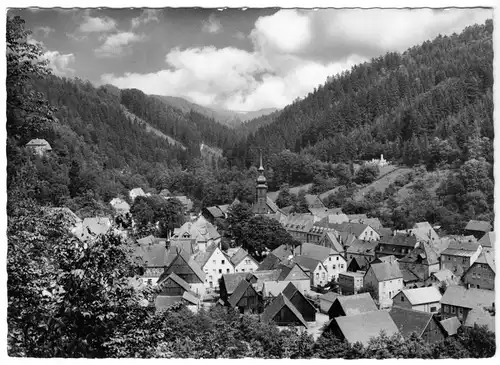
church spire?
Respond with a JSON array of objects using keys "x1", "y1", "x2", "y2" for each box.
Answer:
[{"x1": 258, "y1": 149, "x2": 264, "y2": 172}]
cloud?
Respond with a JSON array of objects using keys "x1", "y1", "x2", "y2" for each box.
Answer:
[
  {"x1": 234, "y1": 31, "x2": 246, "y2": 40},
  {"x1": 100, "y1": 8, "x2": 492, "y2": 111},
  {"x1": 33, "y1": 26, "x2": 55, "y2": 38},
  {"x1": 202, "y1": 14, "x2": 222, "y2": 34},
  {"x1": 79, "y1": 11, "x2": 116, "y2": 33},
  {"x1": 131, "y1": 9, "x2": 161, "y2": 29},
  {"x1": 43, "y1": 51, "x2": 76, "y2": 76},
  {"x1": 95, "y1": 32, "x2": 145, "y2": 57}
]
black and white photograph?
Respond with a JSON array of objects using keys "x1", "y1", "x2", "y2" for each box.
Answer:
[{"x1": 4, "y1": 1, "x2": 497, "y2": 359}]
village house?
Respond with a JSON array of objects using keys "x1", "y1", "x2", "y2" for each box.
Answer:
[
  {"x1": 154, "y1": 291, "x2": 200, "y2": 313},
  {"x1": 276, "y1": 263, "x2": 312, "y2": 294},
  {"x1": 440, "y1": 285, "x2": 495, "y2": 324},
  {"x1": 463, "y1": 306, "x2": 495, "y2": 333},
  {"x1": 306, "y1": 225, "x2": 339, "y2": 244},
  {"x1": 134, "y1": 240, "x2": 169, "y2": 285},
  {"x1": 219, "y1": 270, "x2": 282, "y2": 303},
  {"x1": 293, "y1": 242, "x2": 347, "y2": 281},
  {"x1": 376, "y1": 233, "x2": 417, "y2": 259},
  {"x1": 327, "y1": 292, "x2": 378, "y2": 319},
  {"x1": 228, "y1": 247, "x2": 259, "y2": 273},
  {"x1": 464, "y1": 220, "x2": 492, "y2": 239},
  {"x1": 292, "y1": 255, "x2": 328, "y2": 287},
  {"x1": 202, "y1": 206, "x2": 225, "y2": 223},
  {"x1": 73, "y1": 217, "x2": 112, "y2": 242},
  {"x1": 282, "y1": 213, "x2": 315, "y2": 242},
  {"x1": 462, "y1": 250, "x2": 495, "y2": 290},
  {"x1": 318, "y1": 231, "x2": 344, "y2": 253},
  {"x1": 282, "y1": 282, "x2": 317, "y2": 322},
  {"x1": 350, "y1": 217, "x2": 383, "y2": 231},
  {"x1": 308, "y1": 207, "x2": 346, "y2": 222},
  {"x1": 25, "y1": 138, "x2": 52, "y2": 155},
  {"x1": 439, "y1": 316, "x2": 462, "y2": 338},
  {"x1": 109, "y1": 197, "x2": 131, "y2": 214},
  {"x1": 338, "y1": 271, "x2": 364, "y2": 295},
  {"x1": 319, "y1": 291, "x2": 342, "y2": 313},
  {"x1": 316, "y1": 213, "x2": 350, "y2": 225},
  {"x1": 129, "y1": 187, "x2": 146, "y2": 202},
  {"x1": 398, "y1": 242, "x2": 440, "y2": 281},
  {"x1": 228, "y1": 278, "x2": 264, "y2": 314},
  {"x1": 345, "y1": 239, "x2": 378, "y2": 271},
  {"x1": 440, "y1": 240, "x2": 482, "y2": 276},
  {"x1": 396, "y1": 222, "x2": 440, "y2": 244},
  {"x1": 392, "y1": 287, "x2": 442, "y2": 313},
  {"x1": 193, "y1": 244, "x2": 235, "y2": 290},
  {"x1": 389, "y1": 307, "x2": 446, "y2": 344},
  {"x1": 172, "y1": 216, "x2": 221, "y2": 251},
  {"x1": 327, "y1": 311, "x2": 399, "y2": 347},
  {"x1": 363, "y1": 257, "x2": 404, "y2": 307},
  {"x1": 478, "y1": 231, "x2": 495, "y2": 250},
  {"x1": 332, "y1": 222, "x2": 380, "y2": 242},
  {"x1": 157, "y1": 248, "x2": 206, "y2": 296},
  {"x1": 260, "y1": 293, "x2": 308, "y2": 328}
]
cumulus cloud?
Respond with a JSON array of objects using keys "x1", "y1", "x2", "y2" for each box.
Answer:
[
  {"x1": 43, "y1": 51, "x2": 76, "y2": 76},
  {"x1": 79, "y1": 11, "x2": 117, "y2": 33},
  {"x1": 100, "y1": 8, "x2": 492, "y2": 111},
  {"x1": 131, "y1": 9, "x2": 161, "y2": 29},
  {"x1": 95, "y1": 32, "x2": 145, "y2": 57},
  {"x1": 202, "y1": 14, "x2": 223, "y2": 34}
]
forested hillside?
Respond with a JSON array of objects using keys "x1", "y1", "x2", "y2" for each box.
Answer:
[{"x1": 229, "y1": 20, "x2": 493, "y2": 168}]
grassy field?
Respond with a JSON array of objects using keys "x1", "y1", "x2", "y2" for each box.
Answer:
[
  {"x1": 353, "y1": 166, "x2": 413, "y2": 201},
  {"x1": 268, "y1": 183, "x2": 313, "y2": 202}
]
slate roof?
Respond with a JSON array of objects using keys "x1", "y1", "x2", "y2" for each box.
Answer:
[
  {"x1": 322, "y1": 232, "x2": 345, "y2": 253},
  {"x1": 346, "y1": 239, "x2": 378, "y2": 256},
  {"x1": 439, "y1": 317, "x2": 461, "y2": 336},
  {"x1": 261, "y1": 293, "x2": 308, "y2": 328},
  {"x1": 441, "y1": 241, "x2": 481, "y2": 257},
  {"x1": 332, "y1": 222, "x2": 371, "y2": 237},
  {"x1": 338, "y1": 232, "x2": 358, "y2": 247},
  {"x1": 333, "y1": 311, "x2": 399, "y2": 346},
  {"x1": 205, "y1": 206, "x2": 224, "y2": 219},
  {"x1": 293, "y1": 243, "x2": 338, "y2": 261},
  {"x1": 398, "y1": 287, "x2": 442, "y2": 304},
  {"x1": 389, "y1": 306, "x2": 435, "y2": 338},
  {"x1": 134, "y1": 243, "x2": 169, "y2": 268},
  {"x1": 369, "y1": 260, "x2": 403, "y2": 281},
  {"x1": 379, "y1": 234, "x2": 417, "y2": 248},
  {"x1": 401, "y1": 268, "x2": 420, "y2": 283},
  {"x1": 348, "y1": 256, "x2": 370, "y2": 270},
  {"x1": 478, "y1": 232, "x2": 495, "y2": 248},
  {"x1": 229, "y1": 247, "x2": 253, "y2": 266},
  {"x1": 292, "y1": 255, "x2": 322, "y2": 273},
  {"x1": 471, "y1": 251, "x2": 495, "y2": 273},
  {"x1": 158, "y1": 248, "x2": 205, "y2": 284},
  {"x1": 193, "y1": 244, "x2": 219, "y2": 268},
  {"x1": 465, "y1": 220, "x2": 492, "y2": 233},
  {"x1": 377, "y1": 228, "x2": 393, "y2": 237},
  {"x1": 222, "y1": 270, "x2": 282, "y2": 294},
  {"x1": 333, "y1": 293, "x2": 378, "y2": 316},
  {"x1": 170, "y1": 238, "x2": 197, "y2": 256},
  {"x1": 441, "y1": 286, "x2": 495, "y2": 309}
]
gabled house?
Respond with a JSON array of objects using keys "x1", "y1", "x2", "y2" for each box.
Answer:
[
  {"x1": 327, "y1": 311, "x2": 399, "y2": 346},
  {"x1": 376, "y1": 233, "x2": 417, "y2": 259},
  {"x1": 319, "y1": 292, "x2": 342, "y2": 313},
  {"x1": 260, "y1": 293, "x2": 308, "y2": 328},
  {"x1": 157, "y1": 248, "x2": 206, "y2": 296},
  {"x1": 363, "y1": 259, "x2": 404, "y2": 307},
  {"x1": 282, "y1": 282, "x2": 317, "y2": 322},
  {"x1": 440, "y1": 286, "x2": 495, "y2": 323},
  {"x1": 172, "y1": 195, "x2": 193, "y2": 212},
  {"x1": 293, "y1": 242, "x2": 347, "y2": 281},
  {"x1": 228, "y1": 279, "x2": 264, "y2": 314},
  {"x1": 338, "y1": 271, "x2": 364, "y2": 295},
  {"x1": 389, "y1": 306, "x2": 446, "y2": 344},
  {"x1": 319, "y1": 231, "x2": 344, "y2": 253},
  {"x1": 129, "y1": 187, "x2": 146, "y2": 202},
  {"x1": 464, "y1": 306, "x2": 495, "y2": 333},
  {"x1": 345, "y1": 239, "x2": 378, "y2": 271},
  {"x1": 428, "y1": 269, "x2": 460, "y2": 288},
  {"x1": 134, "y1": 241, "x2": 169, "y2": 285},
  {"x1": 464, "y1": 220, "x2": 492, "y2": 239},
  {"x1": 332, "y1": 222, "x2": 380, "y2": 242},
  {"x1": 277, "y1": 263, "x2": 312, "y2": 294},
  {"x1": 347, "y1": 257, "x2": 367, "y2": 273},
  {"x1": 172, "y1": 216, "x2": 221, "y2": 251},
  {"x1": 193, "y1": 244, "x2": 234, "y2": 289},
  {"x1": 392, "y1": 287, "x2": 442, "y2": 313},
  {"x1": 282, "y1": 213, "x2": 315, "y2": 242},
  {"x1": 258, "y1": 253, "x2": 284, "y2": 271},
  {"x1": 440, "y1": 240, "x2": 482, "y2": 276},
  {"x1": 219, "y1": 270, "x2": 281, "y2": 303},
  {"x1": 25, "y1": 138, "x2": 52, "y2": 155},
  {"x1": 306, "y1": 225, "x2": 338, "y2": 244},
  {"x1": 350, "y1": 217, "x2": 383, "y2": 231},
  {"x1": 398, "y1": 242, "x2": 440, "y2": 281},
  {"x1": 109, "y1": 197, "x2": 131, "y2": 214},
  {"x1": 462, "y1": 251, "x2": 495, "y2": 290},
  {"x1": 157, "y1": 272, "x2": 192, "y2": 296},
  {"x1": 229, "y1": 247, "x2": 259, "y2": 273},
  {"x1": 74, "y1": 217, "x2": 112, "y2": 242},
  {"x1": 202, "y1": 206, "x2": 225, "y2": 223},
  {"x1": 439, "y1": 317, "x2": 461, "y2": 338},
  {"x1": 396, "y1": 222, "x2": 439, "y2": 244},
  {"x1": 154, "y1": 291, "x2": 200, "y2": 313},
  {"x1": 327, "y1": 292, "x2": 378, "y2": 319},
  {"x1": 292, "y1": 255, "x2": 328, "y2": 287},
  {"x1": 308, "y1": 207, "x2": 346, "y2": 223}
]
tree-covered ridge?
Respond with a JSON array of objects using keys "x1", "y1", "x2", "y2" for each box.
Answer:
[{"x1": 230, "y1": 20, "x2": 493, "y2": 167}]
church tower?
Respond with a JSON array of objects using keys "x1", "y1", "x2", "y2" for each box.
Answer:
[{"x1": 253, "y1": 151, "x2": 268, "y2": 214}]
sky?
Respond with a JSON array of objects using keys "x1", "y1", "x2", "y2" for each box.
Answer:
[{"x1": 8, "y1": 7, "x2": 493, "y2": 111}]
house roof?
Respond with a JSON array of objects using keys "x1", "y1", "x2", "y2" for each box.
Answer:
[
  {"x1": 464, "y1": 306, "x2": 495, "y2": 332},
  {"x1": 261, "y1": 293, "x2": 308, "y2": 328},
  {"x1": 350, "y1": 217, "x2": 383, "y2": 230},
  {"x1": 441, "y1": 241, "x2": 481, "y2": 257},
  {"x1": 441, "y1": 286, "x2": 495, "y2": 309},
  {"x1": 229, "y1": 247, "x2": 253, "y2": 266},
  {"x1": 379, "y1": 234, "x2": 417, "y2": 248},
  {"x1": 320, "y1": 291, "x2": 342, "y2": 303},
  {"x1": 158, "y1": 249, "x2": 205, "y2": 284},
  {"x1": 228, "y1": 279, "x2": 257, "y2": 308},
  {"x1": 322, "y1": 232, "x2": 345, "y2": 253},
  {"x1": 399, "y1": 242, "x2": 440, "y2": 266},
  {"x1": 293, "y1": 243, "x2": 338, "y2": 262},
  {"x1": 333, "y1": 311, "x2": 399, "y2": 346},
  {"x1": 377, "y1": 228, "x2": 393, "y2": 237},
  {"x1": 218, "y1": 204, "x2": 230, "y2": 214},
  {"x1": 137, "y1": 235, "x2": 166, "y2": 246},
  {"x1": 222, "y1": 270, "x2": 282, "y2": 294},
  {"x1": 389, "y1": 306, "x2": 435, "y2": 338},
  {"x1": 346, "y1": 214, "x2": 368, "y2": 221},
  {"x1": 333, "y1": 222, "x2": 371, "y2": 237},
  {"x1": 262, "y1": 281, "x2": 294, "y2": 297},
  {"x1": 431, "y1": 269, "x2": 455, "y2": 283},
  {"x1": 162, "y1": 272, "x2": 192, "y2": 293},
  {"x1": 439, "y1": 317, "x2": 462, "y2": 336},
  {"x1": 282, "y1": 282, "x2": 316, "y2": 312},
  {"x1": 182, "y1": 290, "x2": 200, "y2": 306},
  {"x1": 346, "y1": 239, "x2": 378, "y2": 256},
  {"x1": 272, "y1": 244, "x2": 295, "y2": 261},
  {"x1": 155, "y1": 295, "x2": 183, "y2": 311},
  {"x1": 369, "y1": 260, "x2": 403, "y2": 281},
  {"x1": 134, "y1": 243, "x2": 169, "y2": 268},
  {"x1": 129, "y1": 187, "x2": 146, "y2": 197},
  {"x1": 170, "y1": 238, "x2": 197, "y2": 256},
  {"x1": 465, "y1": 220, "x2": 492, "y2": 233},
  {"x1": 205, "y1": 206, "x2": 224, "y2": 219},
  {"x1": 75, "y1": 217, "x2": 112, "y2": 241},
  {"x1": 338, "y1": 232, "x2": 358, "y2": 247},
  {"x1": 258, "y1": 253, "x2": 283, "y2": 271},
  {"x1": 348, "y1": 256, "x2": 370, "y2": 270},
  {"x1": 398, "y1": 287, "x2": 442, "y2": 305},
  {"x1": 472, "y1": 251, "x2": 495, "y2": 273},
  {"x1": 401, "y1": 268, "x2": 420, "y2": 283},
  {"x1": 159, "y1": 188, "x2": 172, "y2": 197},
  {"x1": 308, "y1": 207, "x2": 344, "y2": 220},
  {"x1": 193, "y1": 244, "x2": 219, "y2": 268},
  {"x1": 292, "y1": 255, "x2": 322, "y2": 273},
  {"x1": 304, "y1": 194, "x2": 324, "y2": 208},
  {"x1": 478, "y1": 232, "x2": 495, "y2": 248},
  {"x1": 333, "y1": 293, "x2": 378, "y2": 316},
  {"x1": 109, "y1": 197, "x2": 130, "y2": 212},
  {"x1": 414, "y1": 222, "x2": 434, "y2": 230},
  {"x1": 283, "y1": 213, "x2": 315, "y2": 232}
]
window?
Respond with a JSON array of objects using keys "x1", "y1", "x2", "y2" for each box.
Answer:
[
  {"x1": 213, "y1": 269, "x2": 216, "y2": 273},
  {"x1": 451, "y1": 306, "x2": 456, "y2": 314},
  {"x1": 245, "y1": 259, "x2": 251, "y2": 265},
  {"x1": 333, "y1": 265, "x2": 336, "y2": 270},
  {"x1": 462, "y1": 258, "x2": 467, "y2": 264},
  {"x1": 322, "y1": 273, "x2": 326, "y2": 279},
  {"x1": 472, "y1": 272, "x2": 476, "y2": 278},
  {"x1": 221, "y1": 260, "x2": 225, "y2": 265},
  {"x1": 241, "y1": 269, "x2": 245, "y2": 272},
  {"x1": 336, "y1": 257, "x2": 339, "y2": 261},
  {"x1": 329, "y1": 257, "x2": 332, "y2": 261},
  {"x1": 341, "y1": 264, "x2": 344, "y2": 269},
  {"x1": 219, "y1": 269, "x2": 222, "y2": 274},
  {"x1": 443, "y1": 305, "x2": 449, "y2": 313},
  {"x1": 478, "y1": 273, "x2": 481, "y2": 279},
  {"x1": 401, "y1": 296, "x2": 405, "y2": 302},
  {"x1": 315, "y1": 273, "x2": 319, "y2": 279},
  {"x1": 226, "y1": 269, "x2": 230, "y2": 273},
  {"x1": 431, "y1": 306, "x2": 437, "y2": 312},
  {"x1": 213, "y1": 260, "x2": 216, "y2": 265}
]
